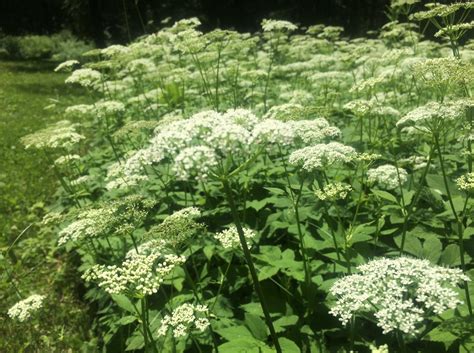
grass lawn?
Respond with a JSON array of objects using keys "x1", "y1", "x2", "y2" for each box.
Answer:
[{"x1": 0, "y1": 60, "x2": 95, "y2": 352}]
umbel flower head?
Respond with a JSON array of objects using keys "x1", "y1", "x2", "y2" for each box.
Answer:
[
  {"x1": 157, "y1": 303, "x2": 210, "y2": 338},
  {"x1": 65, "y1": 68, "x2": 102, "y2": 88},
  {"x1": 396, "y1": 101, "x2": 465, "y2": 134},
  {"x1": 367, "y1": 164, "x2": 408, "y2": 190},
  {"x1": 21, "y1": 120, "x2": 85, "y2": 150},
  {"x1": 8, "y1": 294, "x2": 46, "y2": 322},
  {"x1": 289, "y1": 142, "x2": 357, "y2": 172},
  {"x1": 147, "y1": 207, "x2": 205, "y2": 247},
  {"x1": 54, "y1": 60, "x2": 80, "y2": 72},
  {"x1": 58, "y1": 195, "x2": 155, "y2": 246},
  {"x1": 456, "y1": 172, "x2": 474, "y2": 193},
  {"x1": 261, "y1": 19, "x2": 298, "y2": 33},
  {"x1": 214, "y1": 225, "x2": 256, "y2": 249},
  {"x1": 329, "y1": 257, "x2": 469, "y2": 335},
  {"x1": 83, "y1": 241, "x2": 186, "y2": 297},
  {"x1": 315, "y1": 182, "x2": 352, "y2": 201}
]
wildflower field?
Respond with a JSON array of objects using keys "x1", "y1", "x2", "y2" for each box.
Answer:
[{"x1": 3, "y1": 1, "x2": 474, "y2": 352}]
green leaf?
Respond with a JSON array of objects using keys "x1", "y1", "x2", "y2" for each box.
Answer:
[
  {"x1": 395, "y1": 234, "x2": 423, "y2": 256},
  {"x1": 348, "y1": 222, "x2": 376, "y2": 244},
  {"x1": 111, "y1": 294, "x2": 136, "y2": 314},
  {"x1": 216, "y1": 325, "x2": 254, "y2": 341},
  {"x1": 245, "y1": 313, "x2": 268, "y2": 341},
  {"x1": 257, "y1": 265, "x2": 280, "y2": 281},
  {"x1": 427, "y1": 316, "x2": 474, "y2": 346},
  {"x1": 426, "y1": 174, "x2": 461, "y2": 198},
  {"x1": 218, "y1": 338, "x2": 273, "y2": 353},
  {"x1": 203, "y1": 244, "x2": 215, "y2": 260},
  {"x1": 248, "y1": 199, "x2": 269, "y2": 211},
  {"x1": 264, "y1": 187, "x2": 286, "y2": 195},
  {"x1": 371, "y1": 189, "x2": 398, "y2": 204},
  {"x1": 280, "y1": 337, "x2": 301, "y2": 353},
  {"x1": 421, "y1": 235, "x2": 442, "y2": 263},
  {"x1": 274, "y1": 315, "x2": 299, "y2": 333},
  {"x1": 125, "y1": 334, "x2": 144, "y2": 351},
  {"x1": 116, "y1": 315, "x2": 137, "y2": 326},
  {"x1": 440, "y1": 244, "x2": 461, "y2": 266}
]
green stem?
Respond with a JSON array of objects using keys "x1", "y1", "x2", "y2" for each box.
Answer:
[
  {"x1": 397, "y1": 331, "x2": 407, "y2": 353},
  {"x1": 434, "y1": 133, "x2": 472, "y2": 315},
  {"x1": 399, "y1": 143, "x2": 434, "y2": 254},
  {"x1": 222, "y1": 178, "x2": 282, "y2": 353},
  {"x1": 278, "y1": 145, "x2": 311, "y2": 295},
  {"x1": 348, "y1": 315, "x2": 356, "y2": 353},
  {"x1": 141, "y1": 298, "x2": 149, "y2": 352}
]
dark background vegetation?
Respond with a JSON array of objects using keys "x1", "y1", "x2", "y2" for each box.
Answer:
[{"x1": 1, "y1": 0, "x2": 399, "y2": 45}]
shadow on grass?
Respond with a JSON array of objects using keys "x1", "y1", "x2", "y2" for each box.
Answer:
[{"x1": 0, "y1": 59, "x2": 60, "y2": 73}]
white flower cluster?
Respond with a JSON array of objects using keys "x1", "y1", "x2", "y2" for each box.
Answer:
[
  {"x1": 289, "y1": 142, "x2": 357, "y2": 171},
  {"x1": 367, "y1": 164, "x2": 408, "y2": 190},
  {"x1": 54, "y1": 154, "x2": 81, "y2": 166},
  {"x1": 54, "y1": 60, "x2": 80, "y2": 72},
  {"x1": 107, "y1": 108, "x2": 340, "y2": 187},
  {"x1": 94, "y1": 100, "x2": 126, "y2": 117},
  {"x1": 399, "y1": 155, "x2": 428, "y2": 171},
  {"x1": 58, "y1": 196, "x2": 154, "y2": 245},
  {"x1": 21, "y1": 120, "x2": 85, "y2": 150},
  {"x1": 105, "y1": 160, "x2": 148, "y2": 190},
  {"x1": 173, "y1": 146, "x2": 219, "y2": 181},
  {"x1": 411, "y1": 2, "x2": 474, "y2": 21},
  {"x1": 214, "y1": 225, "x2": 256, "y2": 249},
  {"x1": 65, "y1": 68, "x2": 102, "y2": 88},
  {"x1": 456, "y1": 172, "x2": 474, "y2": 192},
  {"x1": 434, "y1": 21, "x2": 474, "y2": 38},
  {"x1": 370, "y1": 344, "x2": 389, "y2": 353},
  {"x1": 157, "y1": 303, "x2": 210, "y2": 338},
  {"x1": 65, "y1": 104, "x2": 95, "y2": 119},
  {"x1": 58, "y1": 207, "x2": 115, "y2": 246},
  {"x1": 396, "y1": 101, "x2": 464, "y2": 133},
  {"x1": 315, "y1": 182, "x2": 352, "y2": 201},
  {"x1": 70, "y1": 175, "x2": 91, "y2": 187},
  {"x1": 83, "y1": 246, "x2": 186, "y2": 296},
  {"x1": 8, "y1": 294, "x2": 46, "y2": 322},
  {"x1": 148, "y1": 207, "x2": 204, "y2": 247},
  {"x1": 344, "y1": 99, "x2": 374, "y2": 116},
  {"x1": 330, "y1": 257, "x2": 469, "y2": 335},
  {"x1": 261, "y1": 19, "x2": 298, "y2": 33}
]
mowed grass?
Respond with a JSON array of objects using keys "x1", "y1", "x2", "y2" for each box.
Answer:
[
  {"x1": 0, "y1": 60, "x2": 95, "y2": 352},
  {"x1": 0, "y1": 60, "x2": 80, "y2": 239}
]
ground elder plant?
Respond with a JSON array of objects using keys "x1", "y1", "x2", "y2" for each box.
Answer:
[{"x1": 11, "y1": 5, "x2": 474, "y2": 353}]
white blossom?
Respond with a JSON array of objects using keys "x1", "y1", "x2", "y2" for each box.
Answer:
[
  {"x1": 330, "y1": 257, "x2": 469, "y2": 335},
  {"x1": 8, "y1": 294, "x2": 46, "y2": 322},
  {"x1": 367, "y1": 164, "x2": 408, "y2": 190},
  {"x1": 214, "y1": 225, "x2": 256, "y2": 249},
  {"x1": 289, "y1": 142, "x2": 357, "y2": 171},
  {"x1": 157, "y1": 303, "x2": 210, "y2": 338}
]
